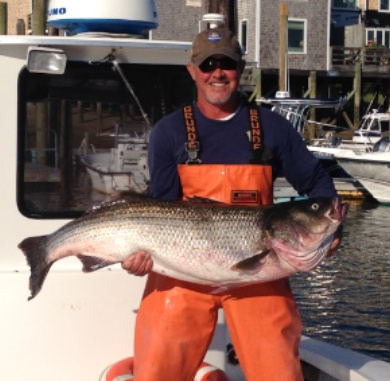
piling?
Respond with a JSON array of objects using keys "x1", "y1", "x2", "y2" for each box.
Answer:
[
  {"x1": 0, "y1": 2, "x2": 7, "y2": 35},
  {"x1": 279, "y1": 3, "x2": 288, "y2": 92},
  {"x1": 353, "y1": 62, "x2": 362, "y2": 128},
  {"x1": 16, "y1": 19, "x2": 25, "y2": 35},
  {"x1": 32, "y1": 0, "x2": 46, "y2": 35},
  {"x1": 307, "y1": 71, "x2": 317, "y2": 140}
]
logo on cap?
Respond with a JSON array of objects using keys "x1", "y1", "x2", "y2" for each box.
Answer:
[{"x1": 207, "y1": 31, "x2": 222, "y2": 43}]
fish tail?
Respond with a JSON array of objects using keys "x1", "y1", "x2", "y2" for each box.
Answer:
[{"x1": 18, "y1": 236, "x2": 53, "y2": 301}]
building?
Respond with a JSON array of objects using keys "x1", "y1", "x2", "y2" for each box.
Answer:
[
  {"x1": 2, "y1": 1, "x2": 389, "y2": 111},
  {"x1": 0, "y1": 0, "x2": 31, "y2": 35}
]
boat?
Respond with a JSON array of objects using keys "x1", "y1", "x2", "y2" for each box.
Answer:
[
  {"x1": 350, "y1": 108, "x2": 389, "y2": 144},
  {"x1": 299, "y1": 335, "x2": 390, "y2": 381},
  {"x1": 309, "y1": 108, "x2": 390, "y2": 153},
  {"x1": 79, "y1": 129, "x2": 150, "y2": 194},
  {"x1": 260, "y1": 96, "x2": 367, "y2": 201},
  {"x1": 1, "y1": 4, "x2": 390, "y2": 379},
  {"x1": 99, "y1": 335, "x2": 390, "y2": 381},
  {"x1": 333, "y1": 137, "x2": 390, "y2": 205},
  {"x1": 260, "y1": 95, "x2": 347, "y2": 136}
]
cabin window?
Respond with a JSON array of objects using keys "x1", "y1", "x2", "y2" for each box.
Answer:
[
  {"x1": 380, "y1": 119, "x2": 390, "y2": 132},
  {"x1": 17, "y1": 62, "x2": 193, "y2": 219},
  {"x1": 371, "y1": 120, "x2": 380, "y2": 132},
  {"x1": 288, "y1": 19, "x2": 306, "y2": 54}
]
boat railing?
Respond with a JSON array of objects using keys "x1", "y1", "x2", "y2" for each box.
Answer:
[{"x1": 261, "y1": 97, "x2": 347, "y2": 136}]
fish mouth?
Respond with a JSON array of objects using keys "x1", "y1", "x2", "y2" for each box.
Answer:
[{"x1": 326, "y1": 197, "x2": 349, "y2": 223}]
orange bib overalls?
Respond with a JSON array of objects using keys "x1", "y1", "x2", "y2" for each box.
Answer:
[{"x1": 133, "y1": 106, "x2": 303, "y2": 381}]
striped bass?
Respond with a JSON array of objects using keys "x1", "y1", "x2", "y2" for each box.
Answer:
[{"x1": 19, "y1": 197, "x2": 348, "y2": 300}]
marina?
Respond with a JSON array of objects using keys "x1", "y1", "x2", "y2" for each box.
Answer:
[{"x1": 0, "y1": 0, "x2": 390, "y2": 380}]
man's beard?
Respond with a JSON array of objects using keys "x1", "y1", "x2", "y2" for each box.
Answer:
[{"x1": 205, "y1": 88, "x2": 234, "y2": 105}]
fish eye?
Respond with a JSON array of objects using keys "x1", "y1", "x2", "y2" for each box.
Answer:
[{"x1": 311, "y1": 203, "x2": 320, "y2": 211}]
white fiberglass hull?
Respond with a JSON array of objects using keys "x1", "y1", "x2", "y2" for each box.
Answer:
[{"x1": 334, "y1": 150, "x2": 390, "y2": 204}]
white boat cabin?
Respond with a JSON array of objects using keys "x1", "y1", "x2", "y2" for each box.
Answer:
[
  {"x1": 352, "y1": 109, "x2": 390, "y2": 144},
  {"x1": 0, "y1": 33, "x2": 204, "y2": 381}
]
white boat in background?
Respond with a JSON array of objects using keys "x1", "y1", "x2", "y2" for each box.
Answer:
[
  {"x1": 261, "y1": 96, "x2": 368, "y2": 201},
  {"x1": 351, "y1": 108, "x2": 390, "y2": 144},
  {"x1": 79, "y1": 133, "x2": 150, "y2": 194},
  {"x1": 260, "y1": 96, "x2": 347, "y2": 136},
  {"x1": 333, "y1": 137, "x2": 390, "y2": 205},
  {"x1": 309, "y1": 108, "x2": 390, "y2": 154}
]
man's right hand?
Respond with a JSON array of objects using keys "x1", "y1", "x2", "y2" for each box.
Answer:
[{"x1": 121, "y1": 251, "x2": 153, "y2": 276}]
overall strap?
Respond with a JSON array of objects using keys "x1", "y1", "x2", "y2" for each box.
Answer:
[
  {"x1": 248, "y1": 103, "x2": 265, "y2": 164},
  {"x1": 182, "y1": 104, "x2": 201, "y2": 164}
]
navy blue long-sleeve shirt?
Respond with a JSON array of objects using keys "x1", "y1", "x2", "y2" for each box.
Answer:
[{"x1": 148, "y1": 102, "x2": 337, "y2": 201}]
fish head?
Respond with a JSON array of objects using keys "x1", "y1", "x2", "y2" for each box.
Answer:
[{"x1": 263, "y1": 197, "x2": 349, "y2": 271}]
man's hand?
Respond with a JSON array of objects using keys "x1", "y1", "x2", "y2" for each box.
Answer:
[
  {"x1": 327, "y1": 225, "x2": 343, "y2": 258},
  {"x1": 121, "y1": 251, "x2": 153, "y2": 276}
]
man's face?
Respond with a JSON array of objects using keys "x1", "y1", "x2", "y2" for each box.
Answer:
[{"x1": 187, "y1": 54, "x2": 244, "y2": 107}]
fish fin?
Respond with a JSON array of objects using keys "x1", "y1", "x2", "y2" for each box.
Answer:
[
  {"x1": 77, "y1": 255, "x2": 114, "y2": 272},
  {"x1": 18, "y1": 236, "x2": 53, "y2": 301},
  {"x1": 231, "y1": 249, "x2": 271, "y2": 271},
  {"x1": 85, "y1": 191, "x2": 153, "y2": 214}
]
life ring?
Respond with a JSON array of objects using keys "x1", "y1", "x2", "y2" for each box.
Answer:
[{"x1": 101, "y1": 357, "x2": 229, "y2": 381}]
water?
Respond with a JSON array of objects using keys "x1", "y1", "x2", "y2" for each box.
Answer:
[{"x1": 291, "y1": 200, "x2": 390, "y2": 362}]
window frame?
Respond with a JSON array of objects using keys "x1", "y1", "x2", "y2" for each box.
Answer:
[
  {"x1": 287, "y1": 18, "x2": 307, "y2": 55},
  {"x1": 379, "y1": 0, "x2": 390, "y2": 12},
  {"x1": 239, "y1": 19, "x2": 248, "y2": 54},
  {"x1": 366, "y1": 28, "x2": 390, "y2": 47},
  {"x1": 332, "y1": 0, "x2": 358, "y2": 9}
]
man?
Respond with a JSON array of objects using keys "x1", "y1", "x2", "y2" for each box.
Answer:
[{"x1": 122, "y1": 27, "x2": 339, "y2": 380}]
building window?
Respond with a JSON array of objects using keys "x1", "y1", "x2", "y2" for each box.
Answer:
[
  {"x1": 288, "y1": 19, "x2": 306, "y2": 54},
  {"x1": 239, "y1": 20, "x2": 248, "y2": 54},
  {"x1": 379, "y1": 0, "x2": 390, "y2": 11},
  {"x1": 333, "y1": 0, "x2": 358, "y2": 9},
  {"x1": 366, "y1": 28, "x2": 390, "y2": 47}
]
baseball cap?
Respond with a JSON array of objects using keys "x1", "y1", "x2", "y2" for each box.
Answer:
[{"x1": 190, "y1": 27, "x2": 242, "y2": 66}]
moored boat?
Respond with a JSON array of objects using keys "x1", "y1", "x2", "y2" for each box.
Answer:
[
  {"x1": 79, "y1": 137, "x2": 149, "y2": 194},
  {"x1": 333, "y1": 137, "x2": 390, "y2": 205}
]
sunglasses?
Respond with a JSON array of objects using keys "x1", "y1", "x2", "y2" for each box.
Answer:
[{"x1": 198, "y1": 57, "x2": 238, "y2": 73}]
